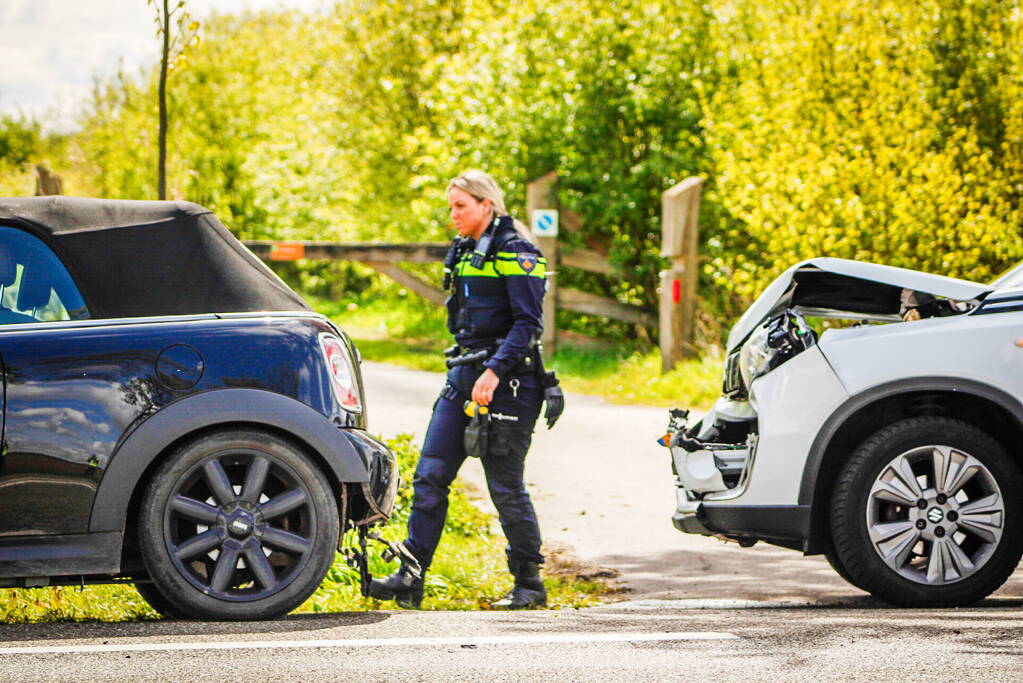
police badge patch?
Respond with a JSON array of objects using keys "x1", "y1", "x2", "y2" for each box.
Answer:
[{"x1": 516, "y1": 253, "x2": 538, "y2": 273}]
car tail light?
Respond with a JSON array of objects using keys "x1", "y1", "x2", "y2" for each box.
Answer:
[{"x1": 319, "y1": 334, "x2": 362, "y2": 413}]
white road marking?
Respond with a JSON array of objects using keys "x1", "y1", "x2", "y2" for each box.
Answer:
[
  {"x1": 0, "y1": 631, "x2": 738, "y2": 656},
  {"x1": 596, "y1": 599, "x2": 813, "y2": 610}
]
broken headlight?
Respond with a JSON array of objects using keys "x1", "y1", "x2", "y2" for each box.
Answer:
[{"x1": 738, "y1": 312, "x2": 815, "y2": 388}]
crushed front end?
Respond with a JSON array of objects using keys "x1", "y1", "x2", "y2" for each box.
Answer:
[
  {"x1": 661, "y1": 256, "x2": 997, "y2": 558},
  {"x1": 663, "y1": 310, "x2": 840, "y2": 549},
  {"x1": 666, "y1": 398, "x2": 759, "y2": 540}
]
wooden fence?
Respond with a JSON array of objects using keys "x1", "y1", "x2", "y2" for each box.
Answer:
[
  {"x1": 524, "y1": 171, "x2": 655, "y2": 355},
  {"x1": 244, "y1": 172, "x2": 702, "y2": 372},
  {"x1": 659, "y1": 177, "x2": 703, "y2": 369},
  {"x1": 244, "y1": 241, "x2": 450, "y2": 305}
]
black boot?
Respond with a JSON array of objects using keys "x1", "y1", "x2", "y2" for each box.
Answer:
[
  {"x1": 367, "y1": 563, "x2": 424, "y2": 609},
  {"x1": 493, "y1": 561, "x2": 547, "y2": 609}
]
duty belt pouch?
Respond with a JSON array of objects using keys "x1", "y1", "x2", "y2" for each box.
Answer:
[
  {"x1": 464, "y1": 411, "x2": 490, "y2": 459},
  {"x1": 441, "y1": 384, "x2": 460, "y2": 402}
]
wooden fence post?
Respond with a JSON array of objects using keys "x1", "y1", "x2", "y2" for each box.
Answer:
[
  {"x1": 660, "y1": 177, "x2": 703, "y2": 372},
  {"x1": 34, "y1": 164, "x2": 63, "y2": 196},
  {"x1": 527, "y1": 171, "x2": 558, "y2": 358}
]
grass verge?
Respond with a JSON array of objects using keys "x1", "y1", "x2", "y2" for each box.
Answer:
[
  {"x1": 0, "y1": 435, "x2": 612, "y2": 623},
  {"x1": 300, "y1": 434, "x2": 612, "y2": 612}
]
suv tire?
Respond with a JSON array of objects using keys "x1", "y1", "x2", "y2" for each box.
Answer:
[
  {"x1": 139, "y1": 429, "x2": 338, "y2": 621},
  {"x1": 823, "y1": 548, "x2": 865, "y2": 592},
  {"x1": 830, "y1": 417, "x2": 1022, "y2": 607}
]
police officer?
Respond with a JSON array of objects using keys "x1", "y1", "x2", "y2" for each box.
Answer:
[{"x1": 368, "y1": 170, "x2": 563, "y2": 609}]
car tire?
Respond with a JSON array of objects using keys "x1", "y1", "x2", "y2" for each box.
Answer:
[
  {"x1": 138, "y1": 429, "x2": 339, "y2": 621},
  {"x1": 823, "y1": 548, "x2": 866, "y2": 592},
  {"x1": 830, "y1": 417, "x2": 1023, "y2": 607},
  {"x1": 134, "y1": 581, "x2": 187, "y2": 619}
]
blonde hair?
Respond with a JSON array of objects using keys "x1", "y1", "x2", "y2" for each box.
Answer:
[{"x1": 447, "y1": 170, "x2": 535, "y2": 243}]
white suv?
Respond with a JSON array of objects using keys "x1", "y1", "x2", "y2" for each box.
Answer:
[{"x1": 666, "y1": 257, "x2": 1023, "y2": 607}]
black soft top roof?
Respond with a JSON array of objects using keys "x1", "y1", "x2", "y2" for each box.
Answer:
[{"x1": 0, "y1": 197, "x2": 310, "y2": 319}]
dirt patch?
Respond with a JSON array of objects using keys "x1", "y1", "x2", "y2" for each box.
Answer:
[{"x1": 542, "y1": 541, "x2": 625, "y2": 597}]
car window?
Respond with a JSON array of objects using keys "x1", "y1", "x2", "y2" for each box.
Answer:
[{"x1": 0, "y1": 227, "x2": 89, "y2": 324}]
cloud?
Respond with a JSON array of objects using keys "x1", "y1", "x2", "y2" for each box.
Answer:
[
  {"x1": 12, "y1": 405, "x2": 100, "y2": 431},
  {"x1": 0, "y1": 0, "x2": 330, "y2": 129}
]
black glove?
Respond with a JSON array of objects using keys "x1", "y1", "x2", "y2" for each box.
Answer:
[{"x1": 543, "y1": 384, "x2": 565, "y2": 429}]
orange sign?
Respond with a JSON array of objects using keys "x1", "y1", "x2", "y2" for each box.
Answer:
[{"x1": 270, "y1": 242, "x2": 305, "y2": 261}]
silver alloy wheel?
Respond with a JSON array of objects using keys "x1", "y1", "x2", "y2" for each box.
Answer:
[{"x1": 867, "y1": 445, "x2": 1005, "y2": 585}]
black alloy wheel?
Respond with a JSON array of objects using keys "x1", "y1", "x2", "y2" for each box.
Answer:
[
  {"x1": 830, "y1": 417, "x2": 1023, "y2": 607},
  {"x1": 139, "y1": 429, "x2": 339, "y2": 621}
]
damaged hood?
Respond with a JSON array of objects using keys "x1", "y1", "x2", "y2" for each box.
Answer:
[{"x1": 726, "y1": 258, "x2": 992, "y2": 351}]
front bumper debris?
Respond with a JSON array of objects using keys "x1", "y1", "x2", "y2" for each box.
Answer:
[
  {"x1": 661, "y1": 404, "x2": 758, "y2": 541},
  {"x1": 663, "y1": 407, "x2": 756, "y2": 495},
  {"x1": 671, "y1": 440, "x2": 750, "y2": 493}
]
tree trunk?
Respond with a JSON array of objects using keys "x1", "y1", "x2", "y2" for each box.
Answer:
[{"x1": 157, "y1": 0, "x2": 169, "y2": 200}]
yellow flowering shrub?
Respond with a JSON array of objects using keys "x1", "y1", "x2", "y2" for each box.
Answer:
[{"x1": 703, "y1": 0, "x2": 1023, "y2": 301}]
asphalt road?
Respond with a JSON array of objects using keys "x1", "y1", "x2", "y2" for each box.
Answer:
[
  {"x1": 3, "y1": 603, "x2": 1023, "y2": 680},
  {"x1": 5, "y1": 361, "x2": 1023, "y2": 680}
]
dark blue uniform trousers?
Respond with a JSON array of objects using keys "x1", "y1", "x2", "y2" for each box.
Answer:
[{"x1": 404, "y1": 365, "x2": 544, "y2": 572}]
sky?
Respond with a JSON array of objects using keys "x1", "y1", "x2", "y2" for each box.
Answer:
[{"x1": 0, "y1": 0, "x2": 329, "y2": 130}]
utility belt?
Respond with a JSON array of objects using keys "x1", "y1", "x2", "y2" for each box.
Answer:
[
  {"x1": 444, "y1": 340, "x2": 542, "y2": 377},
  {"x1": 441, "y1": 337, "x2": 564, "y2": 433}
]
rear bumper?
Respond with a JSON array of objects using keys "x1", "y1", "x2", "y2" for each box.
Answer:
[{"x1": 339, "y1": 429, "x2": 398, "y2": 524}]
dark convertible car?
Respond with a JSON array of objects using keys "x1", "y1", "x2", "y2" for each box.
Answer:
[{"x1": 0, "y1": 197, "x2": 397, "y2": 620}]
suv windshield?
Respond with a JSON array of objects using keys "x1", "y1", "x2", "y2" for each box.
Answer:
[{"x1": 0, "y1": 226, "x2": 89, "y2": 324}]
